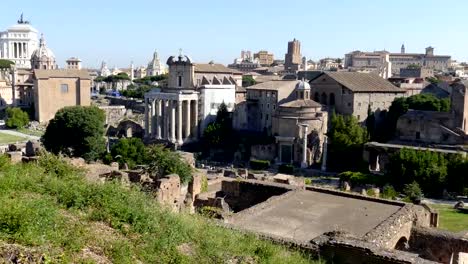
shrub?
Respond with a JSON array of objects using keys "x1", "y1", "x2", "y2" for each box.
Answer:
[
  {"x1": 146, "y1": 145, "x2": 193, "y2": 184},
  {"x1": 381, "y1": 185, "x2": 398, "y2": 200},
  {"x1": 110, "y1": 138, "x2": 147, "y2": 169},
  {"x1": 338, "y1": 171, "x2": 382, "y2": 186},
  {"x1": 42, "y1": 106, "x2": 106, "y2": 161},
  {"x1": 278, "y1": 164, "x2": 294, "y2": 174},
  {"x1": 250, "y1": 159, "x2": 270, "y2": 170},
  {"x1": 304, "y1": 178, "x2": 312, "y2": 185},
  {"x1": 403, "y1": 181, "x2": 423, "y2": 204},
  {"x1": 366, "y1": 188, "x2": 376, "y2": 197},
  {"x1": 5, "y1": 107, "x2": 29, "y2": 128}
]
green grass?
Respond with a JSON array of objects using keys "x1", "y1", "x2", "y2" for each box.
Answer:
[
  {"x1": 0, "y1": 154, "x2": 319, "y2": 263},
  {"x1": 15, "y1": 128, "x2": 44, "y2": 137},
  {"x1": 0, "y1": 131, "x2": 27, "y2": 144},
  {"x1": 430, "y1": 204, "x2": 468, "y2": 232}
]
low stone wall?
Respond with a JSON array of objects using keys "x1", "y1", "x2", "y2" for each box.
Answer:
[
  {"x1": 409, "y1": 227, "x2": 468, "y2": 264},
  {"x1": 221, "y1": 179, "x2": 291, "y2": 212}
]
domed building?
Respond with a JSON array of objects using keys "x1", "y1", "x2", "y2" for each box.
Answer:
[
  {"x1": 0, "y1": 14, "x2": 39, "y2": 69},
  {"x1": 31, "y1": 34, "x2": 57, "y2": 70},
  {"x1": 272, "y1": 79, "x2": 328, "y2": 167},
  {"x1": 147, "y1": 50, "x2": 166, "y2": 76}
]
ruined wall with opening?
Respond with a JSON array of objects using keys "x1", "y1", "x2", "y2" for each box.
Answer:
[{"x1": 409, "y1": 227, "x2": 468, "y2": 263}]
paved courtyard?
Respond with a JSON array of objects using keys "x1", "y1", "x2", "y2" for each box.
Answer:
[{"x1": 227, "y1": 190, "x2": 401, "y2": 243}]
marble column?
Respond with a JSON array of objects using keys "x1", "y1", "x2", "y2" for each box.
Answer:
[
  {"x1": 300, "y1": 124, "x2": 309, "y2": 168},
  {"x1": 144, "y1": 98, "x2": 150, "y2": 138},
  {"x1": 192, "y1": 100, "x2": 199, "y2": 139},
  {"x1": 321, "y1": 136, "x2": 328, "y2": 172},
  {"x1": 170, "y1": 100, "x2": 176, "y2": 142},
  {"x1": 156, "y1": 99, "x2": 162, "y2": 139},
  {"x1": 164, "y1": 99, "x2": 169, "y2": 140},
  {"x1": 177, "y1": 100, "x2": 183, "y2": 145},
  {"x1": 151, "y1": 99, "x2": 156, "y2": 136},
  {"x1": 184, "y1": 100, "x2": 191, "y2": 140}
]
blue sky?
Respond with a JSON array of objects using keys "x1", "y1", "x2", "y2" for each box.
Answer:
[{"x1": 2, "y1": 0, "x2": 466, "y2": 68}]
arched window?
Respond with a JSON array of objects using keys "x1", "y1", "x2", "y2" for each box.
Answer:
[
  {"x1": 330, "y1": 93, "x2": 335, "y2": 106},
  {"x1": 321, "y1": 92, "x2": 328, "y2": 105},
  {"x1": 314, "y1": 92, "x2": 320, "y2": 102}
]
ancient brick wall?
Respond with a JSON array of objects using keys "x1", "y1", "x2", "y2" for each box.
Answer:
[{"x1": 409, "y1": 227, "x2": 468, "y2": 264}]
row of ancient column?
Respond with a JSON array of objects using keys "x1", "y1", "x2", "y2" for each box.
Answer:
[
  {"x1": 145, "y1": 98, "x2": 198, "y2": 144},
  {"x1": 12, "y1": 42, "x2": 28, "y2": 59}
]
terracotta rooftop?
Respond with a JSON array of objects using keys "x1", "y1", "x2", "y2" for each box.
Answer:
[
  {"x1": 245, "y1": 80, "x2": 297, "y2": 91},
  {"x1": 313, "y1": 72, "x2": 406, "y2": 93},
  {"x1": 280, "y1": 99, "x2": 322, "y2": 108},
  {"x1": 195, "y1": 63, "x2": 242, "y2": 74},
  {"x1": 34, "y1": 69, "x2": 91, "y2": 80}
]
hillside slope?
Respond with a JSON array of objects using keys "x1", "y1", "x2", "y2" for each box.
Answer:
[{"x1": 0, "y1": 154, "x2": 317, "y2": 263}]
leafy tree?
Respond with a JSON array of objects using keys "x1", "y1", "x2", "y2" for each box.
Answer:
[
  {"x1": 146, "y1": 144, "x2": 192, "y2": 183},
  {"x1": 5, "y1": 107, "x2": 29, "y2": 128},
  {"x1": 242, "y1": 75, "x2": 256, "y2": 87},
  {"x1": 407, "y1": 64, "x2": 421, "y2": 69},
  {"x1": 426, "y1": 76, "x2": 441, "y2": 84},
  {"x1": 446, "y1": 155, "x2": 468, "y2": 195},
  {"x1": 387, "y1": 149, "x2": 447, "y2": 197},
  {"x1": 122, "y1": 84, "x2": 153, "y2": 99},
  {"x1": 94, "y1": 76, "x2": 106, "y2": 83},
  {"x1": 202, "y1": 102, "x2": 232, "y2": 148},
  {"x1": 378, "y1": 94, "x2": 450, "y2": 141},
  {"x1": 0, "y1": 59, "x2": 14, "y2": 69},
  {"x1": 328, "y1": 113, "x2": 368, "y2": 170},
  {"x1": 110, "y1": 138, "x2": 147, "y2": 169},
  {"x1": 42, "y1": 106, "x2": 106, "y2": 161}
]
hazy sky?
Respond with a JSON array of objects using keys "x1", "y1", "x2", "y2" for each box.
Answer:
[{"x1": 2, "y1": 0, "x2": 466, "y2": 68}]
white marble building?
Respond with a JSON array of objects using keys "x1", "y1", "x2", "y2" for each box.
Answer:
[
  {"x1": 0, "y1": 15, "x2": 39, "y2": 69},
  {"x1": 147, "y1": 50, "x2": 166, "y2": 76},
  {"x1": 144, "y1": 53, "x2": 241, "y2": 145}
]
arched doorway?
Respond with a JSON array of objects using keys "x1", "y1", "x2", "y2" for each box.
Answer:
[
  {"x1": 321, "y1": 93, "x2": 328, "y2": 105},
  {"x1": 395, "y1": 236, "x2": 409, "y2": 250},
  {"x1": 314, "y1": 92, "x2": 320, "y2": 102},
  {"x1": 329, "y1": 93, "x2": 335, "y2": 106}
]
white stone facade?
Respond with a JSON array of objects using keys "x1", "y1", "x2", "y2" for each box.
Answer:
[
  {"x1": 0, "y1": 16, "x2": 39, "y2": 69},
  {"x1": 144, "y1": 54, "x2": 240, "y2": 145}
]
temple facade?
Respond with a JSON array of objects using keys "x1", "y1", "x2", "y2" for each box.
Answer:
[{"x1": 144, "y1": 53, "x2": 242, "y2": 145}]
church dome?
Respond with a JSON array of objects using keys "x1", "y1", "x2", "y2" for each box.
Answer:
[
  {"x1": 31, "y1": 34, "x2": 55, "y2": 60},
  {"x1": 295, "y1": 79, "x2": 310, "y2": 90}
]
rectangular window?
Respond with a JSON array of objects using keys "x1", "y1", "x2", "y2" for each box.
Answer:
[
  {"x1": 60, "y1": 84, "x2": 69, "y2": 93},
  {"x1": 178, "y1": 76, "x2": 182, "y2": 87},
  {"x1": 266, "y1": 114, "x2": 269, "y2": 121}
]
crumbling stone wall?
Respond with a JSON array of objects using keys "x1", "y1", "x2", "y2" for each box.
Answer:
[
  {"x1": 155, "y1": 174, "x2": 181, "y2": 212},
  {"x1": 364, "y1": 204, "x2": 433, "y2": 250},
  {"x1": 409, "y1": 227, "x2": 468, "y2": 264},
  {"x1": 221, "y1": 180, "x2": 290, "y2": 212}
]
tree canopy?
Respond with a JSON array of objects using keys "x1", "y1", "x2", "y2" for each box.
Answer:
[
  {"x1": 242, "y1": 75, "x2": 256, "y2": 87},
  {"x1": 202, "y1": 102, "x2": 232, "y2": 148},
  {"x1": 122, "y1": 84, "x2": 153, "y2": 99},
  {"x1": 327, "y1": 113, "x2": 368, "y2": 170},
  {"x1": 42, "y1": 106, "x2": 106, "y2": 161},
  {"x1": 133, "y1": 74, "x2": 168, "y2": 85},
  {"x1": 373, "y1": 93, "x2": 450, "y2": 141},
  {"x1": 0, "y1": 59, "x2": 14, "y2": 69},
  {"x1": 5, "y1": 107, "x2": 29, "y2": 129}
]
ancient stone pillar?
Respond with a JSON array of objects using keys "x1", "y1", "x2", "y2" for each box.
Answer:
[
  {"x1": 177, "y1": 101, "x2": 183, "y2": 145},
  {"x1": 300, "y1": 124, "x2": 309, "y2": 168},
  {"x1": 164, "y1": 99, "x2": 169, "y2": 140},
  {"x1": 144, "y1": 98, "x2": 150, "y2": 138},
  {"x1": 156, "y1": 99, "x2": 162, "y2": 139},
  {"x1": 192, "y1": 100, "x2": 199, "y2": 139},
  {"x1": 184, "y1": 100, "x2": 191, "y2": 140},
  {"x1": 151, "y1": 99, "x2": 156, "y2": 136},
  {"x1": 171, "y1": 100, "x2": 176, "y2": 142},
  {"x1": 321, "y1": 136, "x2": 328, "y2": 172}
]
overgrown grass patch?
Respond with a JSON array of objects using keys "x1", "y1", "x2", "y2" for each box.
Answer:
[{"x1": 0, "y1": 154, "x2": 318, "y2": 263}]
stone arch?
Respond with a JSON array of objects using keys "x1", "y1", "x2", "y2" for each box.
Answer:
[
  {"x1": 329, "y1": 93, "x2": 335, "y2": 106},
  {"x1": 321, "y1": 92, "x2": 328, "y2": 105},
  {"x1": 394, "y1": 236, "x2": 409, "y2": 251},
  {"x1": 314, "y1": 92, "x2": 320, "y2": 102}
]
